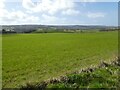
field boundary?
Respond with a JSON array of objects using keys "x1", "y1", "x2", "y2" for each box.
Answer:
[{"x1": 20, "y1": 58, "x2": 120, "y2": 89}]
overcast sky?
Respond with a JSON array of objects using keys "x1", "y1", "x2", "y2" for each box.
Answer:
[{"x1": 0, "y1": 0, "x2": 119, "y2": 26}]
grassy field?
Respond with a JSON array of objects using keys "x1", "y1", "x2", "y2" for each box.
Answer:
[{"x1": 2, "y1": 31, "x2": 118, "y2": 88}]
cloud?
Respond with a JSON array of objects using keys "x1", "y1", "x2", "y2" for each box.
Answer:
[
  {"x1": 9, "y1": 11, "x2": 39, "y2": 22},
  {"x1": 22, "y1": 0, "x2": 75, "y2": 15},
  {"x1": 62, "y1": 9, "x2": 80, "y2": 15},
  {"x1": 0, "y1": 0, "x2": 6, "y2": 17},
  {"x1": 0, "y1": 0, "x2": 5, "y2": 9},
  {"x1": 0, "y1": 10, "x2": 39, "y2": 25},
  {"x1": 42, "y1": 14, "x2": 58, "y2": 23},
  {"x1": 22, "y1": 0, "x2": 80, "y2": 25},
  {"x1": 22, "y1": 0, "x2": 35, "y2": 10},
  {"x1": 0, "y1": 0, "x2": 40, "y2": 25},
  {"x1": 0, "y1": 0, "x2": 116, "y2": 25},
  {"x1": 87, "y1": 12, "x2": 105, "y2": 18},
  {"x1": 81, "y1": 0, "x2": 96, "y2": 2},
  {"x1": 41, "y1": 14, "x2": 66, "y2": 24},
  {"x1": 0, "y1": 0, "x2": 8, "y2": 23},
  {"x1": 78, "y1": 0, "x2": 119, "y2": 2}
]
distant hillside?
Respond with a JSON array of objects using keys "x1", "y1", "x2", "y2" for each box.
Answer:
[{"x1": 0, "y1": 25, "x2": 118, "y2": 33}]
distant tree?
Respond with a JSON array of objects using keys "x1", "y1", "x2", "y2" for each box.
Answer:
[
  {"x1": 2, "y1": 29, "x2": 6, "y2": 32},
  {"x1": 2, "y1": 29, "x2": 6, "y2": 33}
]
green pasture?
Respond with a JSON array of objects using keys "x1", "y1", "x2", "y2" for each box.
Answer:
[{"x1": 2, "y1": 31, "x2": 118, "y2": 88}]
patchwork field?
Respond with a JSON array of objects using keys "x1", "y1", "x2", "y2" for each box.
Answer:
[{"x1": 2, "y1": 31, "x2": 118, "y2": 88}]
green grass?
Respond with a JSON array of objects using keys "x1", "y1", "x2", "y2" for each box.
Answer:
[
  {"x1": 2, "y1": 31, "x2": 118, "y2": 88},
  {"x1": 46, "y1": 63, "x2": 120, "y2": 89}
]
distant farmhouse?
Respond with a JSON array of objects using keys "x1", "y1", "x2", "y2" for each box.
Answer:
[{"x1": 2, "y1": 26, "x2": 16, "y2": 34}]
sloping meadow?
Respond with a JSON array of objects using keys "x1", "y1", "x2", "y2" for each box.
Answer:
[{"x1": 2, "y1": 31, "x2": 118, "y2": 88}]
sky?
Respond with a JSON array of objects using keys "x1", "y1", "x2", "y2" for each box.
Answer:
[{"x1": 0, "y1": 0, "x2": 119, "y2": 26}]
